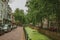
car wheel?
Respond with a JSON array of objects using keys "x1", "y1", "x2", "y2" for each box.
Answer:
[{"x1": 8, "y1": 28, "x2": 11, "y2": 32}]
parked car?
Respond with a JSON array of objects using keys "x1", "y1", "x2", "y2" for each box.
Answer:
[
  {"x1": 2, "y1": 24, "x2": 12, "y2": 33},
  {"x1": 0, "y1": 25, "x2": 4, "y2": 35},
  {"x1": 12, "y1": 25, "x2": 17, "y2": 29}
]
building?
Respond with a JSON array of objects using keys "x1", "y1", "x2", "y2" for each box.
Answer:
[
  {"x1": 0, "y1": 0, "x2": 12, "y2": 25},
  {"x1": 11, "y1": 14, "x2": 16, "y2": 25},
  {"x1": 0, "y1": 0, "x2": 4, "y2": 25},
  {"x1": 3, "y1": 5, "x2": 12, "y2": 24}
]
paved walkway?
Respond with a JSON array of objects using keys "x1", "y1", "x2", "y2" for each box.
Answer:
[{"x1": 0, "y1": 27, "x2": 25, "y2": 40}]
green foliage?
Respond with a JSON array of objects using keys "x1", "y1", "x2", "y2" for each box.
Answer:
[
  {"x1": 14, "y1": 8, "x2": 25, "y2": 24},
  {"x1": 25, "y1": 27, "x2": 52, "y2": 40},
  {"x1": 26, "y1": 0, "x2": 60, "y2": 28},
  {"x1": 14, "y1": 0, "x2": 60, "y2": 29}
]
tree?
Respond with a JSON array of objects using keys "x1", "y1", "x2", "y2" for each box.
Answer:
[
  {"x1": 14, "y1": 8, "x2": 25, "y2": 25},
  {"x1": 26, "y1": 0, "x2": 58, "y2": 29}
]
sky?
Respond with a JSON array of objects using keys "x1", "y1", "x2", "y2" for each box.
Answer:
[{"x1": 9, "y1": 0, "x2": 28, "y2": 13}]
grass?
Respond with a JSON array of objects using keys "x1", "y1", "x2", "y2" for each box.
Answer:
[{"x1": 25, "y1": 27, "x2": 52, "y2": 40}]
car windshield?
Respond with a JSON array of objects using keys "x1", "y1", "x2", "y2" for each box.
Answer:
[
  {"x1": 2, "y1": 24, "x2": 8, "y2": 29},
  {"x1": 5, "y1": 25, "x2": 8, "y2": 26},
  {"x1": 2, "y1": 24, "x2": 8, "y2": 27}
]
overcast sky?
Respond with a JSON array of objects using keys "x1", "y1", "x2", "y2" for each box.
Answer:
[{"x1": 9, "y1": 0, "x2": 28, "y2": 13}]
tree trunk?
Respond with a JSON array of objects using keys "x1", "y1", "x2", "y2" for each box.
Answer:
[
  {"x1": 56, "y1": 2, "x2": 60, "y2": 32},
  {"x1": 40, "y1": 18, "x2": 43, "y2": 28},
  {"x1": 57, "y1": 15, "x2": 60, "y2": 32},
  {"x1": 47, "y1": 17, "x2": 49, "y2": 28}
]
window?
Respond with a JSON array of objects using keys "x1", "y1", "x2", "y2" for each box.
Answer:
[
  {"x1": 0, "y1": 4, "x2": 1, "y2": 9},
  {"x1": 2, "y1": 0, "x2": 6, "y2": 2},
  {"x1": 1, "y1": 10, "x2": 2, "y2": 18}
]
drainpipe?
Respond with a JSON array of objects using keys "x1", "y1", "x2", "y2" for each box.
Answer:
[{"x1": 1, "y1": 8, "x2": 3, "y2": 25}]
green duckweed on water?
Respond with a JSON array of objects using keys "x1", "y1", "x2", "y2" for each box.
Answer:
[{"x1": 25, "y1": 27, "x2": 52, "y2": 40}]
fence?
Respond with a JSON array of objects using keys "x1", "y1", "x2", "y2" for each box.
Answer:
[{"x1": 23, "y1": 27, "x2": 29, "y2": 40}]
